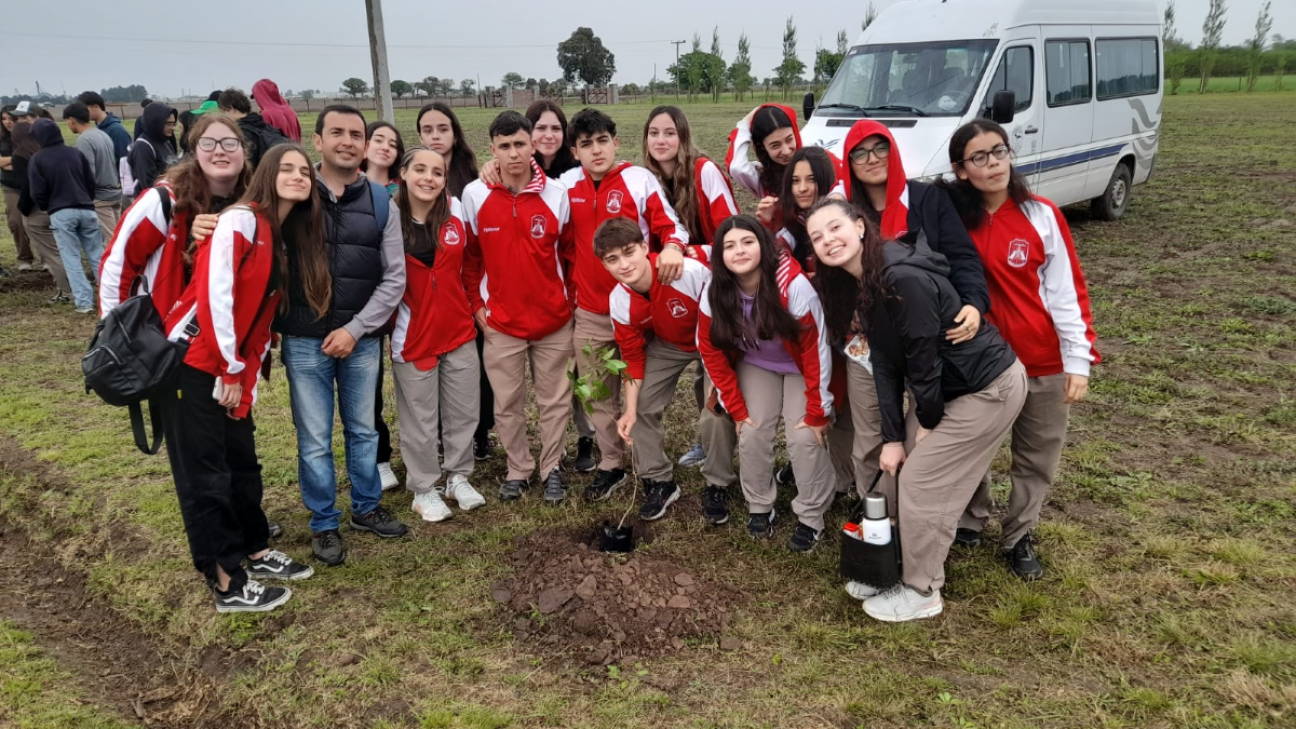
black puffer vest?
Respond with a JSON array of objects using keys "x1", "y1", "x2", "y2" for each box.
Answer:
[{"x1": 275, "y1": 176, "x2": 385, "y2": 338}]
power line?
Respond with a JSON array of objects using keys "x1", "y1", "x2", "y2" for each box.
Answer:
[{"x1": 14, "y1": 32, "x2": 679, "y2": 50}]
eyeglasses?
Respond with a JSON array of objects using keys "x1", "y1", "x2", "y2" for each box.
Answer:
[
  {"x1": 850, "y1": 142, "x2": 890, "y2": 163},
  {"x1": 961, "y1": 144, "x2": 1011, "y2": 167},
  {"x1": 196, "y1": 137, "x2": 242, "y2": 153}
]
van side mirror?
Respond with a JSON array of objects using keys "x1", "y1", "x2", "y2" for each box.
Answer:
[
  {"x1": 990, "y1": 91, "x2": 1016, "y2": 124},
  {"x1": 803, "y1": 92, "x2": 816, "y2": 121}
]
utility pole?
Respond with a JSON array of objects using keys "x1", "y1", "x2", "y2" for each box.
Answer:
[
  {"x1": 671, "y1": 40, "x2": 685, "y2": 100},
  {"x1": 365, "y1": 0, "x2": 394, "y2": 122}
]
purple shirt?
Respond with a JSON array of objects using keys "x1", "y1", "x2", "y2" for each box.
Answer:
[{"x1": 739, "y1": 291, "x2": 799, "y2": 375}]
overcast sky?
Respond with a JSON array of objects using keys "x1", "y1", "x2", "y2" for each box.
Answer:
[{"x1": 3, "y1": 0, "x2": 1290, "y2": 99}]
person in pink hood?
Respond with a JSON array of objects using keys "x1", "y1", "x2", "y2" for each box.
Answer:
[{"x1": 252, "y1": 79, "x2": 301, "y2": 143}]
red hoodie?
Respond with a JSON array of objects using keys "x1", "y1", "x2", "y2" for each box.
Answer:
[
  {"x1": 609, "y1": 252, "x2": 711, "y2": 380},
  {"x1": 697, "y1": 254, "x2": 834, "y2": 427},
  {"x1": 559, "y1": 161, "x2": 688, "y2": 316},
  {"x1": 252, "y1": 79, "x2": 301, "y2": 143},
  {"x1": 461, "y1": 160, "x2": 573, "y2": 340},
  {"x1": 392, "y1": 196, "x2": 477, "y2": 370},
  {"x1": 98, "y1": 184, "x2": 193, "y2": 319},
  {"x1": 725, "y1": 103, "x2": 804, "y2": 200},
  {"x1": 164, "y1": 205, "x2": 278, "y2": 419},
  {"x1": 839, "y1": 120, "x2": 910, "y2": 240},
  {"x1": 970, "y1": 195, "x2": 1100, "y2": 378}
]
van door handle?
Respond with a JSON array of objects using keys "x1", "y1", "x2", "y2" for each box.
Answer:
[{"x1": 1023, "y1": 126, "x2": 1040, "y2": 134}]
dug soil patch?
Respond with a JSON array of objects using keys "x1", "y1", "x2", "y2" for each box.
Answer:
[{"x1": 491, "y1": 526, "x2": 746, "y2": 665}]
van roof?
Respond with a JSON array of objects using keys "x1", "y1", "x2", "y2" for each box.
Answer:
[{"x1": 855, "y1": 0, "x2": 1161, "y2": 45}]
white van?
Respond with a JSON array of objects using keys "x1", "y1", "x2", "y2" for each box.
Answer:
[{"x1": 802, "y1": 0, "x2": 1162, "y2": 219}]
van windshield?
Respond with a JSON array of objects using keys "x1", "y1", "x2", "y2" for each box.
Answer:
[{"x1": 818, "y1": 40, "x2": 998, "y2": 117}]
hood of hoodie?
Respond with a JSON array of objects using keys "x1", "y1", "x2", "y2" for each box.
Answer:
[
  {"x1": 140, "y1": 103, "x2": 176, "y2": 142},
  {"x1": 724, "y1": 103, "x2": 803, "y2": 170},
  {"x1": 882, "y1": 231, "x2": 949, "y2": 278},
  {"x1": 32, "y1": 119, "x2": 65, "y2": 148},
  {"x1": 252, "y1": 79, "x2": 289, "y2": 108},
  {"x1": 842, "y1": 120, "x2": 910, "y2": 240},
  {"x1": 99, "y1": 112, "x2": 125, "y2": 130}
]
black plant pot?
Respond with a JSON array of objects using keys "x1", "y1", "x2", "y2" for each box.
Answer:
[{"x1": 599, "y1": 521, "x2": 635, "y2": 553}]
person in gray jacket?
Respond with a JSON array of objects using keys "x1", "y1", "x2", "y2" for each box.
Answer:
[{"x1": 62, "y1": 103, "x2": 122, "y2": 242}]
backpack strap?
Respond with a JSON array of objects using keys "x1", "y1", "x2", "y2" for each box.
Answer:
[
  {"x1": 130, "y1": 400, "x2": 165, "y2": 455},
  {"x1": 368, "y1": 180, "x2": 390, "y2": 237},
  {"x1": 154, "y1": 185, "x2": 173, "y2": 227}
]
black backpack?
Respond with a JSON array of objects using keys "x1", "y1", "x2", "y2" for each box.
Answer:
[{"x1": 82, "y1": 188, "x2": 189, "y2": 455}]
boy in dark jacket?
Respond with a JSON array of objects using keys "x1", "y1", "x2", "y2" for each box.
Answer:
[
  {"x1": 129, "y1": 103, "x2": 178, "y2": 195},
  {"x1": 28, "y1": 118, "x2": 102, "y2": 313},
  {"x1": 217, "y1": 88, "x2": 288, "y2": 170}
]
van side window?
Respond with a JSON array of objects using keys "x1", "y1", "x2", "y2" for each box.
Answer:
[
  {"x1": 986, "y1": 46, "x2": 1033, "y2": 113},
  {"x1": 1096, "y1": 38, "x2": 1159, "y2": 99},
  {"x1": 1045, "y1": 40, "x2": 1092, "y2": 106}
]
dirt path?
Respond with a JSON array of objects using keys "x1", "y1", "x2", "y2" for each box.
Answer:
[{"x1": 0, "y1": 438, "x2": 234, "y2": 728}]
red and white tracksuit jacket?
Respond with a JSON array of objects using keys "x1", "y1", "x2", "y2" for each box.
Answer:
[
  {"x1": 559, "y1": 161, "x2": 689, "y2": 316},
  {"x1": 697, "y1": 254, "x2": 834, "y2": 427},
  {"x1": 461, "y1": 160, "x2": 573, "y2": 341},
  {"x1": 609, "y1": 253, "x2": 711, "y2": 381},
  {"x1": 164, "y1": 205, "x2": 278, "y2": 419},
  {"x1": 725, "y1": 104, "x2": 845, "y2": 227},
  {"x1": 969, "y1": 195, "x2": 1100, "y2": 378},
  {"x1": 690, "y1": 158, "x2": 738, "y2": 247},
  {"x1": 98, "y1": 184, "x2": 193, "y2": 318},
  {"x1": 392, "y1": 197, "x2": 477, "y2": 370}
]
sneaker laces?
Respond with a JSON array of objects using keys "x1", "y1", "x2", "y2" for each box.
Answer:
[
  {"x1": 259, "y1": 550, "x2": 291, "y2": 566},
  {"x1": 241, "y1": 579, "x2": 266, "y2": 597},
  {"x1": 317, "y1": 530, "x2": 340, "y2": 549},
  {"x1": 1014, "y1": 535, "x2": 1036, "y2": 560},
  {"x1": 370, "y1": 505, "x2": 395, "y2": 523},
  {"x1": 704, "y1": 488, "x2": 727, "y2": 507}
]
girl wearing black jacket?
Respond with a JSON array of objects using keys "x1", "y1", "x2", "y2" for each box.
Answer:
[{"x1": 806, "y1": 198, "x2": 1026, "y2": 623}]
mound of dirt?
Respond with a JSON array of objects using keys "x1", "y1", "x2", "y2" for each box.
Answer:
[{"x1": 491, "y1": 527, "x2": 744, "y2": 664}]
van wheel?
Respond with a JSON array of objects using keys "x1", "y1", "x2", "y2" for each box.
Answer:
[{"x1": 1091, "y1": 163, "x2": 1133, "y2": 221}]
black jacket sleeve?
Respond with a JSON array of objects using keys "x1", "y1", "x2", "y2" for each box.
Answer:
[
  {"x1": 870, "y1": 346, "x2": 908, "y2": 444},
  {"x1": 920, "y1": 186, "x2": 991, "y2": 315},
  {"x1": 886, "y1": 271, "x2": 947, "y2": 432},
  {"x1": 130, "y1": 142, "x2": 157, "y2": 194},
  {"x1": 28, "y1": 157, "x2": 50, "y2": 212}
]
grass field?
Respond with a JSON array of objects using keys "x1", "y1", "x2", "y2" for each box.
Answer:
[{"x1": 1, "y1": 92, "x2": 1295, "y2": 728}]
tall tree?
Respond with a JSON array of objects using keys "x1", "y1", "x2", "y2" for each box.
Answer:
[
  {"x1": 837, "y1": 29, "x2": 849, "y2": 55},
  {"x1": 557, "y1": 27, "x2": 617, "y2": 87},
  {"x1": 502, "y1": 72, "x2": 525, "y2": 89},
  {"x1": 460, "y1": 78, "x2": 476, "y2": 96},
  {"x1": 775, "y1": 16, "x2": 807, "y2": 100},
  {"x1": 1164, "y1": 1, "x2": 1189, "y2": 94},
  {"x1": 862, "y1": 2, "x2": 878, "y2": 32},
  {"x1": 710, "y1": 27, "x2": 726, "y2": 101},
  {"x1": 341, "y1": 77, "x2": 369, "y2": 98},
  {"x1": 419, "y1": 76, "x2": 440, "y2": 97},
  {"x1": 390, "y1": 80, "x2": 412, "y2": 99},
  {"x1": 729, "y1": 32, "x2": 755, "y2": 102},
  {"x1": 1246, "y1": 1, "x2": 1273, "y2": 91},
  {"x1": 1198, "y1": 0, "x2": 1228, "y2": 93}
]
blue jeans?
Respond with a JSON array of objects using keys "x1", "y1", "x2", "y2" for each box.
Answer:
[
  {"x1": 49, "y1": 208, "x2": 104, "y2": 309},
  {"x1": 282, "y1": 334, "x2": 382, "y2": 533}
]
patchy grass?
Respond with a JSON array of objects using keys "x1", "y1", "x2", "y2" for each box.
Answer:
[
  {"x1": 1, "y1": 92, "x2": 1295, "y2": 727},
  {"x1": 0, "y1": 622, "x2": 138, "y2": 729}
]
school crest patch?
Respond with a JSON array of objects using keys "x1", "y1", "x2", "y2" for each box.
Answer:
[
  {"x1": 442, "y1": 221, "x2": 462, "y2": 245},
  {"x1": 530, "y1": 215, "x2": 547, "y2": 239},
  {"x1": 1007, "y1": 238, "x2": 1029, "y2": 269},
  {"x1": 667, "y1": 298, "x2": 688, "y2": 318},
  {"x1": 606, "y1": 190, "x2": 624, "y2": 214}
]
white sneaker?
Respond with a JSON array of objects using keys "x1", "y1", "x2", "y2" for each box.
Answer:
[
  {"x1": 18, "y1": 263, "x2": 32, "y2": 271},
  {"x1": 412, "y1": 490, "x2": 453, "y2": 523},
  {"x1": 445, "y1": 473, "x2": 486, "y2": 511},
  {"x1": 378, "y1": 462, "x2": 400, "y2": 491},
  {"x1": 863, "y1": 585, "x2": 943, "y2": 623},
  {"x1": 845, "y1": 581, "x2": 881, "y2": 600}
]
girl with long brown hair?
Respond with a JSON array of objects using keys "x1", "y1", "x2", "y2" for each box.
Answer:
[
  {"x1": 389, "y1": 147, "x2": 487, "y2": 523},
  {"x1": 100, "y1": 113, "x2": 253, "y2": 318},
  {"x1": 158, "y1": 143, "x2": 322, "y2": 612},
  {"x1": 696, "y1": 215, "x2": 835, "y2": 553}
]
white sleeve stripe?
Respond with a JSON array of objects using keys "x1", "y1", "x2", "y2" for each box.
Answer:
[
  {"x1": 391, "y1": 302, "x2": 411, "y2": 363},
  {"x1": 1024, "y1": 201, "x2": 1094, "y2": 369},
  {"x1": 99, "y1": 189, "x2": 169, "y2": 314},
  {"x1": 609, "y1": 287, "x2": 632, "y2": 326},
  {"x1": 210, "y1": 210, "x2": 255, "y2": 376}
]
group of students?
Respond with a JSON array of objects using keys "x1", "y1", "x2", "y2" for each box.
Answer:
[{"x1": 92, "y1": 97, "x2": 1096, "y2": 623}]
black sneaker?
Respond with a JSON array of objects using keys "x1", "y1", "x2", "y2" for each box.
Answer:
[
  {"x1": 266, "y1": 519, "x2": 283, "y2": 539},
  {"x1": 213, "y1": 579, "x2": 291, "y2": 613},
  {"x1": 542, "y1": 468, "x2": 566, "y2": 505},
  {"x1": 584, "y1": 467, "x2": 626, "y2": 502},
  {"x1": 572, "y1": 436, "x2": 597, "y2": 473},
  {"x1": 747, "y1": 510, "x2": 775, "y2": 539},
  {"x1": 638, "y1": 480, "x2": 680, "y2": 521},
  {"x1": 499, "y1": 479, "x2": 527, "y2": 501},
  {"x1": 312, "y1": 529, "x2": 346, "y2": 566},
  {"x1": 350, "y1": 505, "x2": 409, "y2": 539},
  {"x1": 701, "y1": 486, "x2": 730, "y2": 525},
  {"x1": 953, "y1": 528, "x2": 983, "y2": 548},
  {"x1": 473, "y1": 433, "x2": 492, "y2": 460},
  {"x1": 247, "y1": 550, "x2": 315, "y2": 581},
  {"x1": 1005, "y1": 533, "x2": 1044, "y2": 581},
  {"x1": 788, "y1": 522, "x2": 821, "y2": 553},
  {"x1": 775, "y1": 463, "x2": 795, "y2": 487}
]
